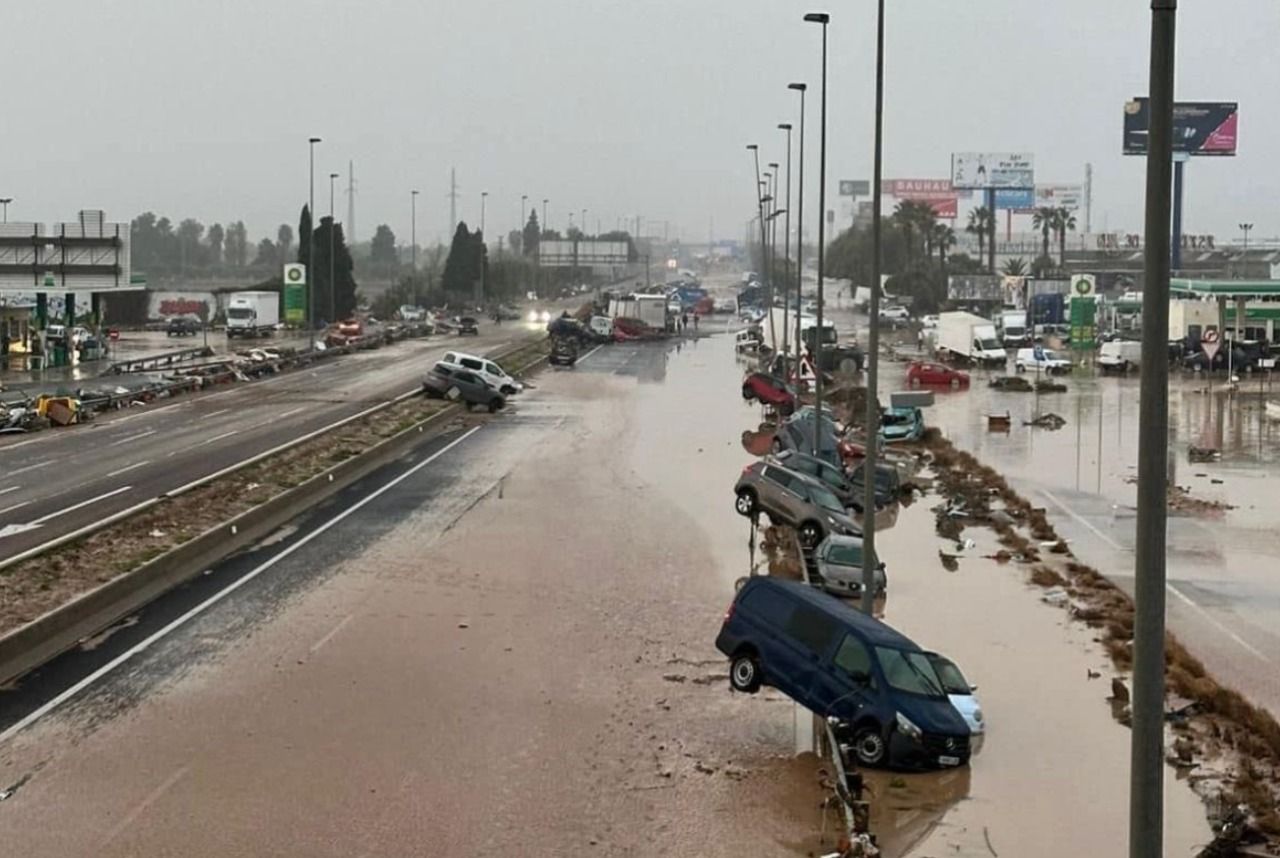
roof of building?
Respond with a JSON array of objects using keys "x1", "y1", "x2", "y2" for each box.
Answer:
[{"x1": 1171, "y1": 279, "x2": 1280, "y2": 297}]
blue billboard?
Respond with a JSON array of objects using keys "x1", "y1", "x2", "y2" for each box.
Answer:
[{"x1": 994, "y1": 188, "x2": 1034, "y2": 211}]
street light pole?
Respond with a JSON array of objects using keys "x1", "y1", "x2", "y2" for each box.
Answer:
[
  {"x1": 747, "y1": 144, "x2": 774, "y2": 354},
  {"x1": 480, "y1": 191, "x2": 488, "y2": 307},
  {"x1": 582, "y1": 208, "x2": 588, "y2": 237},
  {"x1": 1130, "y1": 3, "x2": 1176, "y2": 857},
  {"x1": 861, "y1": 0, "x2": 887, "y2": 615},
  {"x1": 0, "y1": 198, "x2": 11, "y2": 223},
  {"x1": 779, "y1": 124, "x2": 794, "y2": 359},
  {"x1": 789, "y1": 83, "x2": 808, "y2": 369},
  {"x1": 308, "y1": 136, "x2": 321, "y2": 343},
  {"x1": 768, "y1": 162, "x2": 780, "y2": 292},
  {"x1": 329, "y1": 171, "x2": 339, "y2": 324},
  {"x1": 804, "y1": 11, "x2": 830, "y2": 458},
  {"x1": 411, "y1": 189, "x2": 420, "y2": 308},
  {"x1": 1239, "y1": 222, "x2": 1253, "y2": 252},
  {"x1": 521, "y1": 195, "x2": 528, "y2": 251}
]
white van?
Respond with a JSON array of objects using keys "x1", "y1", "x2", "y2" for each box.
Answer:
[
  {"x1": 440, "y1": 351, "x2": 524, "y2": 395},
  {"x1": 1015, "y1": 347, "x2": 1072, "y2": 374},
  {"x1": 1097, "y1": 340, "x2": 1142, "y2": 373}
]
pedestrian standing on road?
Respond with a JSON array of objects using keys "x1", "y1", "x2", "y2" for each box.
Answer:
[
  {"x1": 693, "y1": 314, "x2": 699, "y2": 332},
  {"x1": 681, "y1": 312, "x2": 688, "y2": 334}
]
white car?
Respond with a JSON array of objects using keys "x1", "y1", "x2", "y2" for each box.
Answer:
[
  {"x1": 879, "y1": 305, "x2": 911, "y2": 324},
  {"x1": 921, "y1": 314, "x2": 940, "y2": 330},
  {"x1": 440, "y1": 351, "x2": 524, "y2": 395},
  {"x1": 927, "y1": 652, "x2": 984, "y2": 754},
  {"x1": 1015, "y1": 347, "x2": 1072, "y2": 374}
]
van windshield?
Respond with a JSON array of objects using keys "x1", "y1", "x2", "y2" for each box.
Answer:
[
  {"x1": 875, "y1": 647, "x2": 946, "y2": 697},
  {"x1": 228, "y1": 308, "x2": 253, "y2": 319},
  {"x1": 979, "y1": 338, "x2": 1003, "y2": 351},
  {"x1": 929, "y1": 656, "x2": 971, "y2": 696},
  {"x1": 809, "y1": 485, "x2": 845, "y2": 514}
]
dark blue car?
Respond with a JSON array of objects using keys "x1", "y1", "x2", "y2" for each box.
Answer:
[{"x1": 715, "y1": 576, "x2": 971, "y2": 769}]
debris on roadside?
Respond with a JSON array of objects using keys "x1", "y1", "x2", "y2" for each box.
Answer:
[
  {"x1": 989, "y1": 376, "x2": 1033, "y2": 392},
  {"x1": 1035, "y1": 379, "x2": 1068, "y2": 393},
  {"x1": 1024, "y1": 412, "x2": 1066, "y2": 430},
  {"x1": 1188, "y1": 445, "x2": 1221, "y2": 463}
]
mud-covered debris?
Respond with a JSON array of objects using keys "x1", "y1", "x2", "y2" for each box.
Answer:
[
  {"x1": 1110, "y1": 677, "x2": 1130, "y2": 704},
  {"x1": 1188, "y1": 445, "x2": 1221, "y2": 463},
  {"x1": 1025, "y1": 412, "x2": 1067, "y2": 429},
  {"x1": 662, "y1": 674, "x2": 687, "y2": 683},
  {"x1": 1035, "y1": 379, "x2": 1068, "y2": 393},
  {"x1": 989, "y1": 376, "x2": 1033, "y2": 392},
  {"x1": 1041, "y1": 586, "x2": 1069, "y2": 607},
  {"x1": 694, "y1": 760, "x2": 717, "y2": 775},
  {"x1": 939, "y1": 551, "x2": 960, "y2": 572}
]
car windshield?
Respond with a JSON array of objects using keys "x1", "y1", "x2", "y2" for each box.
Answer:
[
  {"x1": 875, "y1": 647, "x2": 946, "y2": 697},
  {"x1": 882, "y1": 411, "x2": 913, "y2": 427},
  {"x1": 825, "y1": 542, "x2": 864, "y2": 567},
  {"x1": 809, "y1": 484, "x2": 845, "y2": 514},
  {"x1": 979, "y1": 338, "x2": 1002, "y2": 350},
  {"x1": 928, "y1": 655, "x2": 971, "y2": 696}
]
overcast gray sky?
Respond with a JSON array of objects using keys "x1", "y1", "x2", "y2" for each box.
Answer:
[{"x1": 3, "y1": 0, "x2": 1275, "y2": 248}]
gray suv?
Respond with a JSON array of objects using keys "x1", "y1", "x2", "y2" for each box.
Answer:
[{"x1": 734, "y1": 461, "x2": 862, "y2": 547}]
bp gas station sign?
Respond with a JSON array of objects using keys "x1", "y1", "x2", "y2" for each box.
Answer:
[
  {"x1": 1070, "y1": 275, "x2": 1097, "y2": 348},
  {"x1": 283, "y1": 263, "x2": 306, "y2": 324}
]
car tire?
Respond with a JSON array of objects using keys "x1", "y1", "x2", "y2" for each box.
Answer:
[
  {"x1": 798, "y1": 521, "x2": 823, "y2": 549},
  {"x1": 1015, "y1": 363, "x2": 1025, "y2": 373},
  {"x1": 839, "y1": 357, "x2": 857, "y2": 373},
  {"x1": 488, "y1": 398, "x2": 504, "y2": 413},
  {"x1": 909, "y1": 376, "x2": 921, "y2": 389},
  {"x1": 742, "y1": 385, "x2": 754, "y2": 401},
  {"x1": 734, "y1": 489, "x2": 758, "y2": 517},
  {"x1": 853, "y1": 724, "x2": 888, "y2": 767},
  {"x1": 729, "y1": 652, "x2": 762, "y2": 693}
]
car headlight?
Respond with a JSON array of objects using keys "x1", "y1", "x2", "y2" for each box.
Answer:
[
  {"x1": 896, "y1": 711, "x2": 922, "y2": 741},
  {"x1": 539, "y1": 311, "x2": 551, "y2": 323},
  {"x1": 973, "y1": 708, "x2": 983, "y2": 724},
  {"x1": 527, "y1": 311, "x2": 538, "y2": 322}
]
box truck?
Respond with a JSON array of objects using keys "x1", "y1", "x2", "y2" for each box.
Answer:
[
  {"x1": 226, "y1": 291, "x2": 280, "y2": 338},
  {"x1": 935, "y1": 312, "x2": 1007, "y2": 367}
]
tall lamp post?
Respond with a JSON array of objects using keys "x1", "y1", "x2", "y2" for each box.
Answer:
[
  {"x1": 308, "y1": 136, "x2": 322, "y2": 342},
  {"x1": 779, "y1": 124, "x2": 794, "y2": 358},
  {"x1": 521, "y1": 195, "x2": 528, "y2": 251},
  {"x1": 411, "y1": 189, "x2": 420, "y2": 309},
  {"x1": 789, "y1": 83, "x2": 808, "y2": 367},
  {"x1": 803, "y1": 11, "x2": 830, "y2": 457},
  {"x1": 768, "y1": 162, "x2": 780, "y2": 294},
  {"x1": 1130, "y1": 2, "x2": 1177, "y2": 856},
  {"x1": 747, "y1": 144, "x2": 774, "y2": 353},
  {"x1": 480, "y1": 191, "x2": 488, "y2": 306},
  {"x1": 329, "y1": 171, "x2": 339, "y2": 324},
  {"x1": 861, "y1": 0, "x2": 887, "y2": 615},
  {"x1": 582, "y1": 208, "x2": 588, "y2": 237},
  {"x1": 0, "y1": 198, "x2": 11, "y2": 223},
  {"x1": 1240, "y1": 222, "x2": 1254, "y2": 252}
]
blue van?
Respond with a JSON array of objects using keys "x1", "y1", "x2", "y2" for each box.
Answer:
[{"x1": 715, "y1": 576, "x2": 971, "y2": 769}]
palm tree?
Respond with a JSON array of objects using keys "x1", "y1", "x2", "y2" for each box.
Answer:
[
  {"x1": 1001, "y1": 257, "x2": 1028, "y2": 276},
  {"x1": 893, "y1": 201, "x2": 920, "y2": 265},
  {"x1": 934, "y1": 223, "x2": 957, "y2": 270},
  {"x1": 966, "y1": 207, "x2": 991, "y2": 264},
  {"x1": 1052, "y1": 207, "x2": 1078, "y2": 268},
  {"x1": 1031, "y1": 207, "x2": 1055, "y2": 262}
]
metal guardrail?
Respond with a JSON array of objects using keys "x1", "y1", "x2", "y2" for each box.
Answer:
[{"x1": 107, "y1": 345, "x2": 215, "y2": 374}]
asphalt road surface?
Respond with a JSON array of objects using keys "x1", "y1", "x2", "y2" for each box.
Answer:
[
  {"x1": 0, "y1": 321, "x2": 540, "y2": 563},
  {"x1": 0, "y1": 338, "x2": 822, "y2": 857}
]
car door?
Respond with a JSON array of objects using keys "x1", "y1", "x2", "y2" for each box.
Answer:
[
  {"x1": 809, "y1": 633, "x2": 877, "y2": 718},
  {"x1": 778, "y1": 602, "x2": 841, "y2": 710},
  {"x1": 484, "y1": 362, "x2": 507, "y2": 385},
  {"x1": 761, "y1": 467, "x2": 805, "y2": 523}
]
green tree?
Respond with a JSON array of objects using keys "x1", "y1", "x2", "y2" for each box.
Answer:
[
  {"x1": 252, "y1": 238, "x2": 277, "y2": 268},
  {"x1": 1052, "y1": 207, "x2": 1077, "y2": 267},
  {"x1": 177, "y1": 218, "x2": 205, "y2": 271},
  {"x1": 933, "y1": 223, "x2": 957, "y2": 270},
  {"x1": 206, "y1": 223, "x2": 225, "y2": 266},
  {"x1": 226, "y1": 221, "x2": 249, "y2": 268},
  {"x1": 966, "y1": 207, "x2": 991, "y2": 267},
  {"x1": 312, "y1": 216, "x2": 358, "y2": 322},
  {"x1": 369, "y1": 224, "x2": 398, "y2": 270},
  {"x1": 1001, "y1": 257, "x2": 1028, "y2": 276},
  {"x1": 277, "y1": 224, "x2": 294, "y2": 269},
  {"x1": 442, "y1": 222, "x2": 483, "y2": 297},
  {"x1": 1031, "y1": 207, "x2": 1056, "y2": 262},
  {"x1": 522, "y1": 211, "x2": 540, "y2": 257},
  {"x1": 297, "y1": 205, "x2": 313, "y2": 275}
]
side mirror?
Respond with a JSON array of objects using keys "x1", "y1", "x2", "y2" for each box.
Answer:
[{"x1": 970, "y1": 684, "x2": 979, "y2": 693}]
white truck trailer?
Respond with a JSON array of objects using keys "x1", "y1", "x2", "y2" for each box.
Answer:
[
  {"x1": 935, "y1": 311, "x2": 1007, "y2": 367},
  {"x1": 226, "y1": 291, "x2": 280, "y2": 338}
]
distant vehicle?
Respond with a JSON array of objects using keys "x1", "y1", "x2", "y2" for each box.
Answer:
[
  {"x1": 998, "y1": 310, "x2": 1029, "y2": 348},
  {"x1": 847, "y1": 460, "x2": 902, "y2": 508},
  {"x1": 935, "y1": 312, "x2": 1006, "y2": 367},
  {"x1": 926, "y1": 652, "x2": 985, "y2": 753},
  {"x1": 771, "y1": 409, "x2": 845, "y2": 468},
  {"x1": 715, "y1": 297, "x2": 738, "y2": 314},
  {"x1": 527, "y1": 309, "x2": 553, "y2": 324},
  {"x1": 421, "y1": 362, "x2": 506, "y2": 412},
  {"x1": 456, "y1": 316, "x2": 480, "y2": 336},
  {"x1": 337, "y1": 318, "x2": 363, "y2": 338},
  {"x1": 735, "y1": 328, "x2": 761, "y2": 354},
  {"x1": 1097, "y1": 340, "x2": 1143, "y2": 373},
  {"x1": 608, "y1": 294, "x2": 668, "y2": 331},
  {"x1": 226, "y1": 291, "x2": 280, "y2": 338},
  {"x1": 715, "y1": 576, "x2": 973, "y2": 768},
  {"x1": 166, "y1": 317, "x2": 200, "y2": 337},
  {"x1": 906, "y1": 361, "x2": 969, "y2": 389},
  {"x1": 879, "y1": 407, "x2": 925, "y2": 444},
  {"x1": 399, "y1": 304, "x2": 426, "y2": 322},
  {"x1": 44, "y1": 323, "x2": 66, "y2": 342},
  {"x1": 770, "y1": 449, "x2": 866, "y2": 513},
  {"x1": 549, "y1": 337, "x2": 579, "y2": 367},
  {"x1": 733, "y1": 461, "x2": 862, "y2": 548},
  {"x1": 742, "y1": 372, "x2": 797, "y2": 415},
  {"x1": 813, "y1": 534, "x2": 887, "y2": 597},
  {"x1": 588, "y1": 316, "x2": 614, "y2": 340},
  {"x1": 878, "y1": 305, "x2": 911, "y2": 327},
  {"x1": 441, "y1": 351, "x2": 524, "y2": 395},
  {"x1": 1029, "y1": 293, "x2": 1066, "y2": 335},
  {"x1": 742, "y1": 271, "x2": 759, "y2": 284},
  {"x1": 921, "y1": 315, "x2": 939, "y2": 330},
  {"x1": 1015, "y1": 347, "x2": 1071, "y2": 374}
]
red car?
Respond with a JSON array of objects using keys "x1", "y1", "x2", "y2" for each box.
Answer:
[
  {"x1": 906, "y1": 361, "x2": 969, "y2": 389},
  {"x1": 742, "y1": 372, "x2": 797, "y2": 415}
]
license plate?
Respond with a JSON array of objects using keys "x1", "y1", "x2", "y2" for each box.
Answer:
[{"x1": 938, "y1": 755, "x2": 961, "y2": 767}]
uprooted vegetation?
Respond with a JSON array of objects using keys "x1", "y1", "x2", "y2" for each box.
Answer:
[{"x1": 921, "y1": 433, "x2": 1280, "y2": 851}]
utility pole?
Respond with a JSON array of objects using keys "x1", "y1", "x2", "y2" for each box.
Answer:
[
  {"x1": 308, "y1": 136, "x2": 321, "y2": 343},
  {"x1": 448, "y1": 167, "x2": 460, "y2": 232},
  {"x1": 804, "y1": 11, "x2": 830, "y2": 458},
  {"x1": 790, "y1": 82, "x2": 808, "y2": 369},
  {"x1": 861, "y1": 0, "x2": 887, "y2": 614},
  {"x1": 329, "y1": 171, "x2": 338, "y2": 324},
  {"x1": 1240, "y1": 222, "x2": 1254, "y2": 252},
  {"x1": 347, "y1": 160, "x2": 357, "y2": 245},
  {"x1": 779, "y1": 123, "x2": 794, "y2": 359},
  {"x1": 411, "y1": 190, "x2": 420, "y2": 308},
  {"x1": 0, "y1": 198, "x2": 11, "y2": 223},
  {"x1": 1084, "y1": 162, "x2": 1093, "y2": 234},
  {"x1": 1130, "y1": 3, "x2": 1176, "y2": 858}
]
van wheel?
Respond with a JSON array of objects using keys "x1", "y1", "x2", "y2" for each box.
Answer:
[
  {"x1": 853, "y1": 725, "x2": 888, "y2": 766},
  {"x1": 798, "y1": 521, "x2": 823, "y2": 549},
  {"x1": 839, "y1": 357, "x2": 857, "y2": 373},
  {"x1": 488, "y1": 398, "x2": 503, "y2": 413},
  {"x1": 735, "y1": 489, "x2": 758, "y2": 517},
  {"x1": 730, "y1": 653, "x2": 762, "y2": 693}
]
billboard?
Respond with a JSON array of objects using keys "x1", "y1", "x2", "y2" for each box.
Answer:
[
  {"x1": 994, "y1": 188, "x2": 1034, "y2": 211},
  {"x1": 538, "y1": 239, "x2": 629, "y2": 268},
  {"x1": 839, "y1": 180, "x2": 870, "y2": 196},
  {"x1": 1123, "y1": 99, "x2": 1238, "y2": 156},
  {"x1": 1035, "y1": 184, "x2": 1084, "y2": 211},
  {"x1": 951, "y1": 152, "x2": 1034, "y2": 189},
  {"x1": 882, "y1": 179, "x2": 958, "y2": 218},
  {"x1": 947, "y1": 275, "x2": 1003, "y2": 303},
  {"x1": 0, "y1": 211, "x2": 132, "y2": 291}
]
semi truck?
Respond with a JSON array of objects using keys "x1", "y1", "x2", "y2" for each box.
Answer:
[
  {"x1": 226, "y1": 291, "x2": 280, "y2": 338},
  {"x1": 934, "y1": 311, "x2": 1007, "y2": 367}
]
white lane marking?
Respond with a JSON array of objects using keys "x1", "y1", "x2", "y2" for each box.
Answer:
[
  {"x1": 0, "y1": 486, "x2": 20, "y2": 496},
  {"x1": 1039, "y1": 488, "x2": 1125, "y2": 551},
  {"x1": 0, "y1": 437, "x2": 44, "y2": 451},
  {"x1": 9, "y1": 461, "x2": 51, "y2": 476},
  {"x1": 98, "y1": 765, "x2": 190, "y2": 847},
  {"x1": 1166, "y1": 583, "x2": 1273, "y2": 664},
  {"x1": 195, "y1": 430, "x2": 239, "y2": 447},
  {"x1": 0, "y1": 426, "x2": 482, "y2": 744},
  {"x1": 106, "y1": 460, "x2": 151, "y2": 478},
  {"x1": 0, "y1": 501, "x2": 31, "y2": 517},
  {"x1": 202, "y1": 408, "x2": 231, "y2": 418},
  {"x1": 110, "y1": 429, "x2": 157, "y2": 446},
  {"x1": 578, "y1": 343, "x2": 604, "y2": 364},
  {"x1": 31, "y1": 486, "x2": 133, "y2": 525},
  {"x1": 309, "y1": 614, "x2": 355, "y2": 654},
  {"x1": 276, "y1": 407, "x2": 305, "y2": 419},
  {"x1": 1039, "y1": 490, "x2": 1273, "y2": 664}
]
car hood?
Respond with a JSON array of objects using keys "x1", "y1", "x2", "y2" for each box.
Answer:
[
  {"x1": 898, "y1": 694, "x2": 972, "y2": 737},
  {"x1": 947, "y1": 692, "x2": 984, "y2": 734}
]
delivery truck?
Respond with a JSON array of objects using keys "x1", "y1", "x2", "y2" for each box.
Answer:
[
  {"x1": 226, "y1": 291, "x2": 280, "y2": 338},
  {"x1": 608, "y1": 294, "x2": 668, "y2": 332},
  {"x1": 935, "y1": 311, "x2": 1007, "y2": 367}
]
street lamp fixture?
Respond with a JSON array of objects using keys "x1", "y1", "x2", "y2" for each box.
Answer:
[
  {"x1": 1239, "y1": 222, "x2": 1254, "y2": 252},
  {"x1": 0, "y1": 198, "x2": 11, "y2": 223},
  {"x1": 307, "y1": 136, "x2": 322, "y2": 341},
  {"x1": 804, "y1": 10, "x2": 831, "y2": 466}
]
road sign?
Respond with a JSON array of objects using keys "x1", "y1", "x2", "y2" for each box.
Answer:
[
  {"x1": 839, "y1": 180, "x2": 870, "y2": 196},
  {"x1": 1072, "y1": 275, "x2": 1096, "y2": 298},
  {"x1": 1201, "y1": 329, "x2": 1221, "y2": 363}
]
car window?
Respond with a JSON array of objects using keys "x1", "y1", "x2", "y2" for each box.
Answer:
[
  {"x1": 785, "y1": 604, "x2": 839, "y2": 656},
  {"x1": 875, "y1": 647, "x2": 946, "y2": 698},
  {"x1": 433, "y1": 364, "x2": 453, "y2": 376},
  {"x1": 454, "y1": 371, "x2": 476, "y2": 384},
  {"x1": 807, "y1": 483, "x2": 845, "y2": 514},
  {"x1": 928, "y1": 655, "x2": 971, "y2": 695},
  {"x1": 485, "y1": 363, "x2": 503, "y2": 376},
  {"x1": 833, "y1": 634, "x2": 872, "y2": 679},
  {"x1": 461, "y1": 358, "x2": 482, "y2": 370},
  {"x1": 741, "y1": 586, "x2": 793, "y2": 627},
  {"x1": 762, "y1": 466, "x2": 795, "y2": 489},
  {"x1": 444, "y1": 353, "x2": 457, "y2": 363},
  {"x1": 789, "y1": 458, "x2": 817, "y2": 477},
  {"x1": 826, "y1": 542, "x2": 864, "y2": 567}
]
